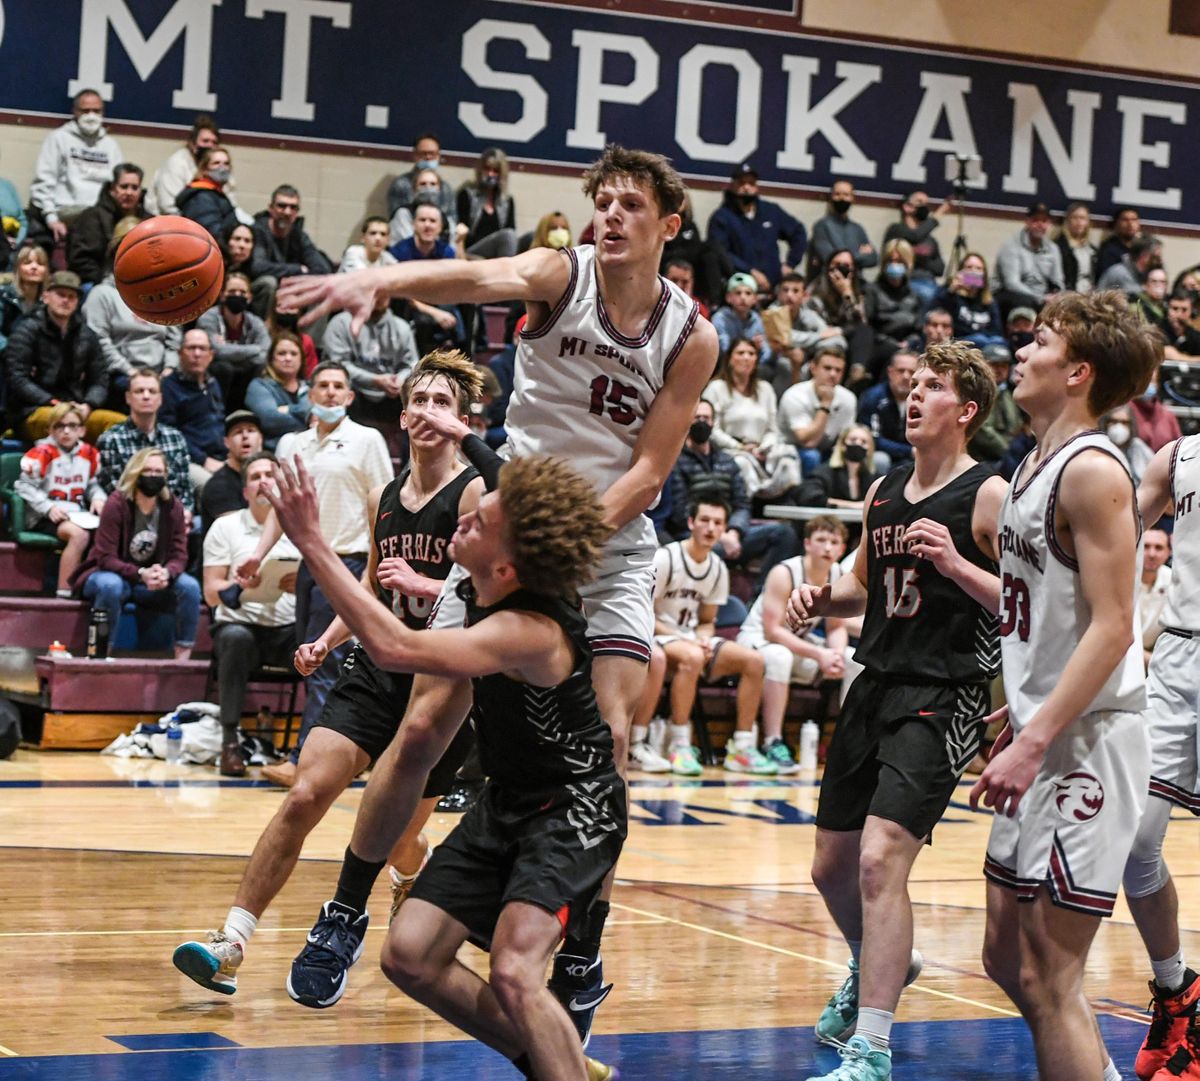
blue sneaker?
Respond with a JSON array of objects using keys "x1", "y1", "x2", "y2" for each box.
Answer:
[
  {"x1": 286, "y1": 901, "x2": 369, "y2": 1008},
  {"x1": 173, "y1": 931, "x2": 243, "y2": 994},
  {"x1": 549, "y1": 952, "x2": 612, "y2": 1049},
  {"x1": 815, "y1": 952, "x2": 924, "y2": 1046},
  {"x1": 805, "y1": 1035, "x2": 892, "y2": 1080}
]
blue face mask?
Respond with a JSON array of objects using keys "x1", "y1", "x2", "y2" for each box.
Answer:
[
  {"x1": 884, "y1": 262, "x2": 907, "y2": 284},
  {"x1": 311, "y1": 403, "x2": 346, "y2": 424},
  {"x1": 1142, "y1": 383, "x2": 1158, "y2": 401},
  {"x1": 416, "y1": 159, "x2": 439, "y2": 172}
]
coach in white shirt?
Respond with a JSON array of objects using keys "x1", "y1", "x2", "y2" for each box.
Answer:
[{"x1": 777, "y1": 342, "x2": 857, "y2": 476}]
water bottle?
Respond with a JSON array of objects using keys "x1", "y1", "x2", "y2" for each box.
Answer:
[
  {"x1": 86, "y1": 608, "x2": 110, "y2": 660},
  {"x1": 165, "y1": 721, "x2": 183, "y2": 763},
  {"x1": 799, "y1": 720, "x2": 819, "y2": 770}
]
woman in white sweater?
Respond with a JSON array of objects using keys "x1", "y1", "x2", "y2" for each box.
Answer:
[{"x1": 703, "y1": 337, "x2": 801, "y2": 500}]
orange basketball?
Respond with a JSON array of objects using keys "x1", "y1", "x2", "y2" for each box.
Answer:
[{"x1": 113, "y1": 216, "x2": 224, "y2": 326}]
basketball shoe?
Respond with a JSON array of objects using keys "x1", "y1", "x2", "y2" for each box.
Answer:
[
  {"x1": 549, "y1": 952, "x2": 612, "y2": 1048},
  {"x1": 723, "y1": 740, "x2": 777, "y2": 774},
  {"x1": 287, "y1": 900, "x2": 369, "y2": 1008},
  {"x1": 586, "y1": 1057, "x2": 620, "y2": 1080},
  {"x1": 670, "y1": 745, "x2": 704, "y2": 777},
  {"x1": 1140, "y1": 970, "x2": 1200, "y2": 1079},
  {"x1": 172, "y1": 931, "x2": 244, "y2": 994},
  {"x1": 805, "y1": 1035, "x2": 891, "y2": 1081},
  {"x1": 762, "y1": 737, "x2": 800, "y2": 775},
  {"x1": 1152, "y1": 1011, "x2": 1200, "y2": 1078},
  {"x1": 629, "y1": 740, "x2": 671, "y2": 773},
  {"x1": 814, "y1": 951, "x2": 924, "y2": 1046}
]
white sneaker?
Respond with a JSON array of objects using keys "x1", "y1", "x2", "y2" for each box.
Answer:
[
  {"x1": 647, "y1": 717, "x2": 669, "y2": 758},
  {"x1": 629, "y1": 739, "x2": 671, "y2": 773}
]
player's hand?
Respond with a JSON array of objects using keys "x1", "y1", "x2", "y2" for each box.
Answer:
[
  {"x1": 434, "y1": 308, "x2": 457, "y2": 331},
  {"x1": 294, "y1": 640, "x2": 328, "y2": 676},
  {"x1": 787, "y1": 582, "x2": 832, "y2": 631},
  {"x1": 277, "y1": 270, "x2": 381, "y2": 335},
  {"x1": 905, "y1": 517, "x2": 963, "y2": 578},
  {"x1": 696, "y1": 635, "x2": 716, "y2": 659},
  {"x1": 818, "y1": 647, "x2": 844, "y2": 677},
  {"x1": 408, "y1": 410, "x2": 470, "y2": 445},
  {"x1": 265, "y1": 456, "x2": 324, "y2": 550},
  {"x1": 719, "y1": 529, "x2": 742, "y2": 560},
  {"x1": 376, "y1": 556, "x2": 429, "y2": 596},
  {"x1": 969, "y1": 726, "x2": 1042, "y2": 817}
]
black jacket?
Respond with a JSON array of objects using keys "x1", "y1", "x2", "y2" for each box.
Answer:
[
  {"x1": 5, "y1": 304, "x2": 109, "y2": 420},
  {"x1": 666, "y1": 443, "x2": 752, "y2": 539},
  {"x1": 1055, "y1": 234, "x2": 1097, "y2": 291},
  {"x1": 251, "y1": 210, "x2": 333, "y2": 279},
  {"x1": 68, "y1": 187, "x2": 151, "y2": 285},
  {"x1": 178, "y1": 183, "x2": 239, "y2": 243}
]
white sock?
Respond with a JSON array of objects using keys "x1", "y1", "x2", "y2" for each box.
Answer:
[
  {"x1": 856, "y1": 1006, "x2": 893, "y2": 1051},
  {"x1": 733, "y1": 729, "x2": 755, "y2": 750},
  {"x1": 631, "y1": 724, "x2": 649, "y2": 746},
  {"x1": 390, "y1": 864, "x2": 419, "y2": 886},
  {"x1": 669, "y1": 724, "x2": 691, "y2": 750},
  {"x1": 1152, "y1": 949, "x2": 1188, "y2": 993},
  {"x1": 1103, "y1": 1056, "x2": 1122, "y2": 1081},
  {"x1": 847, "y1": 939, "x2": 862, "y2": 964},
  {"x1": 223, "y1": 906, "x2": 257, "y2": 947}
]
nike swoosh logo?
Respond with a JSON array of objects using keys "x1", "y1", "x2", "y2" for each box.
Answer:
[
  {"x1": 872, "y1": 499, "x2": 890, "y2": 507},
  {"x1": 379, "y1": 511, "x2": 392, "y2": 519},
  {"x1": 917, "y1": 710, "x2": 937, "y2": 717},
  {"x1": 568, "y1": 986, "x2": 613, "y2": 1012}
]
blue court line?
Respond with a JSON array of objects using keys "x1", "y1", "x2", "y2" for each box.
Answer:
[
  {"x1": 0, "y1": 1017, "x2": 1146, "y2": 1079},
  {"x1": 104, "y1": 1033, "x2": 240, "y2": 1052}
]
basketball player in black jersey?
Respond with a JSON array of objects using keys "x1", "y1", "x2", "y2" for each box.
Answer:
[
  {"x1": 788, "y1": 341, "x2": 1006, "y2": 1081},
  {"x1": 172, "y1": 351, "x2": 485, "y2": 1005},
  {"x1": 266, "y1": 452, "x2": 621, "y2": 1081}
]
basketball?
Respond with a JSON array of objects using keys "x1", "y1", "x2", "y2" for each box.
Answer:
[{"x1": 112, "y1": 216, "x2": 224, "y2": 326}]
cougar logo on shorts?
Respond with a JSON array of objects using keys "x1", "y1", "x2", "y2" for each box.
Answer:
[{"x1": 1054, "y1": 771, "x2": 1105, "y2": 822}]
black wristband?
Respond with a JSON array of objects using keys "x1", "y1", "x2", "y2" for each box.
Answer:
[{"x1": 461, "y1": 433, "x2": 503, "y2": 491}]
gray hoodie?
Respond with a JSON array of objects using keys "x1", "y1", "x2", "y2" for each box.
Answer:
[
  {"x1": 84, "y1": 276, "x2": 181, "y2": 377},
  {"x1": 30, "y1": 119, "x2": 124, "y2": 223},
  {"x1": 321, "y1": 310, "x2": 417, "y2": 401}
]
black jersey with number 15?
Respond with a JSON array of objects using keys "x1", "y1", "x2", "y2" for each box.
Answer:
[
  {"x1": 373, "y1": 466, "x2": 478, "y2": 630},
  {"x1": 854, "y1": 462, "x2": 1000, "y2": 683}
]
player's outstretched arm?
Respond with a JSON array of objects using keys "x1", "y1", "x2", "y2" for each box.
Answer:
[
  {"x1": 278, "y1": 247, "x2": 569, "y2": 335},
  {"x1": 601, "y1": 319, "x2": 718, "y2": 533},
  {"x1": 1137, "y1": 439, "x2": 1176, "y2": 526}
]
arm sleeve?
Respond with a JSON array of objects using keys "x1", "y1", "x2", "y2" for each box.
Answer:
[
  {"x1": 83, "y1": 291, "x2": 129, "y2": 376},
  {"x1": 707, "y1": 210, "x2": 750, "y2": 274},
  {"x1": 853, "y1": 224, "x2": 878, "y2": 269},
  {"x1": 781, "y1": 212, "x2": 808, "y2": 268},
  {"x1": 4, "y1": 321, "x2": 53, "y2": 411},
  {"x1": 461, "y1": 433, "x2": 503, "y2": 491},
  {"x1": 93, "y1": 501, "x2": 142, "y2": 582},
  {"x1": 83, "y1": 330, "x2": 110, "y2": 410},
  {"x1": 29, "y1": 133, "x2": 62, "y2": 218},
  {"x1": 67, "y1": 210, "x2": 106, "y2": 284},
  {"x1": 810, "y1": 220, "x2": 836, "y2": 268}
]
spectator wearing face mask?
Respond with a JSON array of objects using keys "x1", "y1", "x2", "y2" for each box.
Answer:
[
  {"x1": 195, "y1": 272, "x2": 270, "y2": 408},
  {"x1": 1102, "y1": 404, "x2": 1154, "y2": 485},
  {"x1": 525, "y1": 211, "x2": 572, "y2": 253},
  {"x1": 456, "y1": 148, "x2": 517, "y2": 259},
  {"x1": 809, "y1": 179, "x2": 878, "y2": 276},
  {"x1": 864, "y1": 239, "x2": 922, "y2": 373},
  {"x1": 386, "y1": 133, "x2": 457, "y2": 239},
  {"x1": 707, "y1": 163, "x2": 807, "y2": 292},
  {"x1": 178, "y1": 146, "x2": 239, "y2": 242},
  {"x1": 935, "y1": 251, "x2": 1005, "y2": 348},
  {"x1": 1004, "y1": 306, "x2": 1037, "y2": 358},
  {"x1": 389, "y1": 167, "x2": 454, "y2": 247},
  {"x1": 881, "y1": 190, "x2": 946, "y2": 307},
  {"x1": 340, "y1": 216, "x2": 398, "y2": 273},
  {"x1": 1129, "y1": 365, "x2": 1181, "y2": 452}
]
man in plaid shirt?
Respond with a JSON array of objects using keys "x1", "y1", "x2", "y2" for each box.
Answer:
[{"x1": 96, "y1": 367, "x2": 196, "y2": 516}]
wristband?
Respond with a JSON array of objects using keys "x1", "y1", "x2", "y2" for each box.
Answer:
[{"x1": 816, "y1": 405, "x2": 831, "y2": 414}]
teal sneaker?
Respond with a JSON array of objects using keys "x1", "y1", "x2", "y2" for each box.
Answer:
[
  {"x1": 762, "y1": 737, "x2": 800, "y2": 775},
  {"x1": 805, "y1": 1035, "x2": 892, "y2": 1080},
  {"x1": 670, "y1": 746, "x2": 704, "y2": 776},
  {"x1": 814, "y1": 951, "x2": 923, "y2": 1046},
  {"x1": 723, "y1": 741, "x2": 778, "y2": 774}
]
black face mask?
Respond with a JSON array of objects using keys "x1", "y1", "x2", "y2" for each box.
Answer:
[
  {"x1": 136, "y1": 475, "x2": 166, "y2": 497},
  {"x1": 689, "y1": 421, "x2": 713, "y2": 445},
  {"x1": 481, "y1": 175, "x2": 500, "y2": 191},
  {"x1": 275, "y1": 313, "x2": 299, "y2": 330},
  {"x1": 843, "y1": 443, "x2": 868, "y2": 464},
  {"x1": 913, "y1": 205, "x2": 931, "y2": 222},
  {"x1": 831, "y1": 199, "x2": 852, "y2": 216},
  {"x1": 738, "y1": 193, "x2": 758, "y2": 208},
  {"x1": 1008, "y1": 331, "x2": 1035, "y2": 352},
  {"x1": 223, "y1": 295, "x2": 249, "y2": 314}
]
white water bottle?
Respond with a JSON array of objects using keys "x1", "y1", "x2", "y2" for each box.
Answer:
[
  {"x1": 165, "y1": 722, "x2": 183, "y2": 764},
  {"x1": 799, "y1": 720, "x2": 819, "y2": 770}
]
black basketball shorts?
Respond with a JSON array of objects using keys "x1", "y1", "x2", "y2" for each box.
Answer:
[
  {"x1": 408, "y1": 771, "x2": 627, "y2": 949},
  {"x1": 816, "y1": 669, "x2": 989, "y2": 840},
  {"x1": 311, "y1": 644, "x2": 471, "y2": 798}
]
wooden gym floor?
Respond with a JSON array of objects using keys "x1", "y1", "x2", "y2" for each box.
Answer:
[{"x1": 1, "y1": 749, "x2": 1195, "y2": 1079}]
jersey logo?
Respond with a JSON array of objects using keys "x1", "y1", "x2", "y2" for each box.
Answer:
[
  {"x1": 872, "y1": 498, "x2": 890, "y2": 506},
  {"x1": 1054, "y1": 771, "x2": 1104, "y2": 822},
  {"x1": 379, "y1": 511, "x2": 392, "y2": 520},
  {"x1": 916, "y1": 709, "x2": 937, "y2": 717}
]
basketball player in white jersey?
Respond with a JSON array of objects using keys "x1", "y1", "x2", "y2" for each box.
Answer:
[
  {"x1": 971, "y1": 291, "x2": 1160, "y2": 1081},
  {"x1": 276, "y1": 146, "x2": 717, "y2": 1033},
  {"x1": 1121, "y1": 434, "x2": 1200, "y2": 1080}
]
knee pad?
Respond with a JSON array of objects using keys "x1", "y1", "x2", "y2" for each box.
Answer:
[
  {"x1": 1123, "y1": 795, "x2": 1173, "y2": 899},
  {"x1": 760, "y1": 643, "x2": 794, "y2": 685}
]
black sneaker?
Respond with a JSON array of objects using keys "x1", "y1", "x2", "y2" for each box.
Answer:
[
  {"x1": 549, "y1": 952, "x2": 612, "y2": 1049},
  {"x1": 286, "y1": 901, "x2": 369, "y2": 1008},
  {"x1": 436, "y1": 779, "x2": 481, "y2": 813}
]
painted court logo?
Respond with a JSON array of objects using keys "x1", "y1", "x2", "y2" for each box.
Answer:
[{"x1": 1054, "y1": 771, "x2": 1105, "y2": 822}]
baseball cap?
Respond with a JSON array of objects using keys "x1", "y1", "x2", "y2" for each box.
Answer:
[
  {"x1": 1007, "y1": 306, "x2": 1038, "y2": 326},
  {"x1": 1026, "y1": 201, "x2": 1052, "y2": 220},
  {"x1": 731, "y1": 162, "x2": 758, "y2": 182},
  {"x1": 726, "y1": 272, "x2": 758, "y2": 292},
  {"x1": 981, "y1": 343, "x2": 1013, "y2": 364},
  {"x1": 224, "y1": 409, "x2": 262, "y2": 435},
  {"x1": 46, "y1": 270, "x2": 82, "y2": 294}
]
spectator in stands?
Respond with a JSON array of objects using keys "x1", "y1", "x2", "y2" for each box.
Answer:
[
  {"x1": 196, "y1": 272, "x2": 269, "y2": 408},
  {"x1": 664, "y1": 259, "x2": 710, "y2": 320},
  {"x1": 389, "y1": 200, "x2": 468, "y2": 355},
  {"x1": 200, "y1": 410, "x2": 264, "y2": 528},
  {"x1": 386, "y1": 133, "x2": 457, "y2": 242},
  {"x1": 668, "y1": 398, "x2": 797, "y2": 586},
  {"x1": 968, "y1": 344, "x2": 1023, "y2": 465},
  {"x1": 322, "y1": 293, "x2": 418, "y2": 442},
  {"x1": 5, "y1": 270, "x2": 121, "y2": 443},
  {"x1": 1103, "y1": 403, "x2": 1154, "y2": 485},
  {"x1": 662, "y1": 193, "x2": 729, "y2": 308},
  {"x1": 796, "y1": 424, "x2": 877, "y2": 511},
  {"x1": 146, "y1": 114, "x2": 219, "y2": 215},
  {"x1": 178, "y1": 146, "x2": 239, "y2": 242},
  {"x1": 245, "y1": 333, "x2": 310, "y2": 450},
  {"x1": 160, "y1": 329, "x2": 227, "y2": 494},
  {"x1": 203, "y1": 450, "x2": 298, "y2": 776},
  {"x1": 762, "y1": 273, "x2": 844, "y2": 388},
  {"x1": 1140, "y1": 528, "x2": 1172, "y2": 666},
  {"x1": 340, "y1": 216, "x2": 398, "y2": 273},
  {"x1": 1055, "y1": 201, "x2": 1097, "y2": 293},
  {"x1": 96, "y1": 367, "x2": 194, "y2": 515},
  {"x1": 1173, "y1": 266, "x2": 1200, "y2": 322},
  {"x1": 222, "y1": 222, "x2": 259, "y2": 283},
  {"x1": 935, "y1": 251, "x2": 1004, "y2": 348},
  {"x1": 736, "y1": 515, "x2": 850, "y2": 772},
  {"x1": 524, "y1": 210, "x2": 572, "y2": 254},
  {"x1": 712, "y1": 272, "x2": 775, "y2": 373},
  {"x1": 1005, "y1": 305, "x2": 1037, "y2": 355},
  {"x1": 250, "y1": 185, "x2": 333, "y2": 314},
  {"x1": 390, "y1": 200, "x2": 460, "y2": 264},
  {"x1": 391, "y1": 168, "x2": 449, "y2": 247},
  {"x1": 267, "y1": 295, "x2": 319, "y2": 376},
  {"x1": 650, "y1": 496, "x2": 772, "y2": 776},
  {"x1": 804, "y1": 249, "x2": 873, "y2": 387},
  {"x1": 240, "y1": 360, "x2": 393, "y2": 786},
  {"x1": 707, "y1": 163, "x2": 806, "y2": 292},
  {"x1": 810, "y1": 179, "x2": 878, "y2": 276},
  {"x1": 704, "y1": 337, "x2": 800, "y2": 501},
  {"x1": 881, "y1": 190, "x2": 946, "y2": 306},
  {"x1": 15, "y1": 401, "x2": 103, "y2": 597},
  {"x1": 864, "y1": 238, "x2": 922, "y2": 374},
  {"x1": 68, "y1": 164, "x2": 149, "y2": 286},
  {"x1": 1131, "y1": 364, "x2": 1182, "y2": 451},
  {"x1": 778, "y1": 343, "x2": 857, "y2": 474},
  {"x1": 85, "y1": 218, "x2": 182, "y2": 387},
  {"x1": 0, "y1": 245, "x2": 48, "y2": 353},
  {"x1": 856, "y1": 347, "x2": 916, "y2": 470},
  {"x1": 73, "y1": 446, "x2": 200, "y2": 658},
  {"x1": 0, "y1": 160, "x2": 28, "y2": 269},
  {"x1": 27, "y1": 89, "x2": 123, "y2": 253},
  {"x1": 1135, "y1": 267, "x2": 1170, "y2": 334},
  {"x1": 906, "y1": 306, "x2": 955, "y2": 354},
  {"x1": 991, "y1": 201, "x2": 1063, "y2": 317},
  {"x1": 457, "y1": 148, "x2": 517, "y2": 259},
  {"x1": 1097, "y1": 206, "x2": 1141, "y2": 275},
  {"x1": 1099, "y1": 234, "x2": 1162, "y2": 299}
]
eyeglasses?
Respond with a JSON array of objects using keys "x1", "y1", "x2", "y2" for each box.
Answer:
[{"x1": 52, "y1": 422, "x2": 82, "y2": 430}]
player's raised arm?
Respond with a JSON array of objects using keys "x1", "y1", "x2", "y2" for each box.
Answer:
[{"x1": 1138, "y1": 438, "x2": 1177, "y2": 526}]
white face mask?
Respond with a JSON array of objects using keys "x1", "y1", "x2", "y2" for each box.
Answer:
[
  {"x1": 546, "y1": 228, "x2": 570, "y2": 250},
  {"x1": 76, "y1": 112, "x2": 103, "y2": 137},
  {"x1": 1107, "y1": 422, "x2": 1131, "y2": 446}
]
